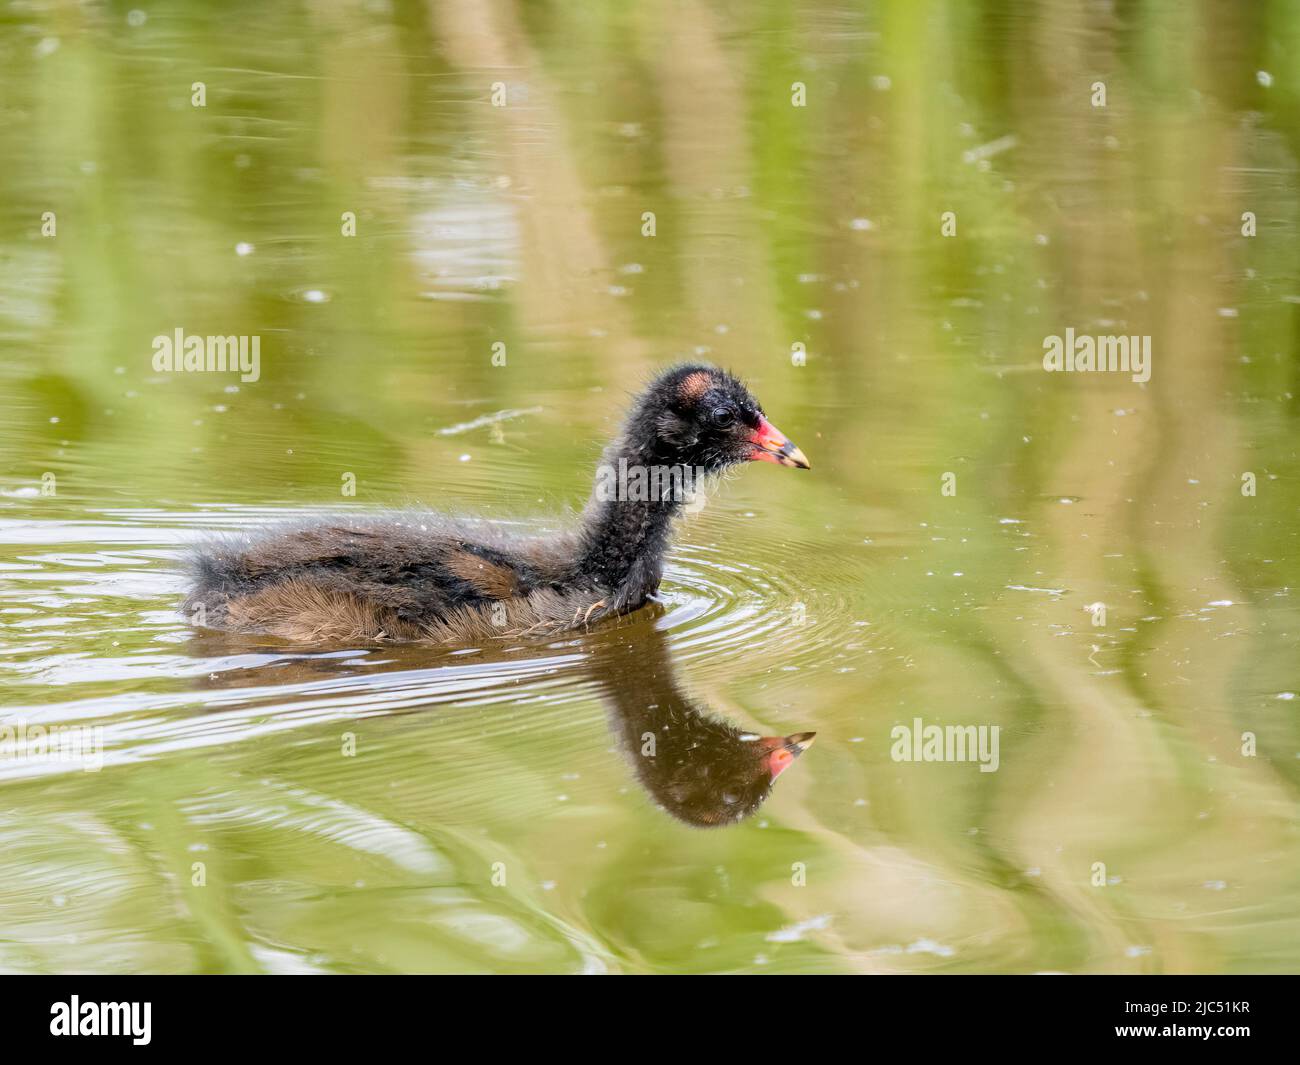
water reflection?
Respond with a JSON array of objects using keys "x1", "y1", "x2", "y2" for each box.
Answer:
[
  {"x1": 183, "y1": 615, "x2": 815, "y2": 830},
  {"x1": 590, "y1": 623, "x2": 815, "y2": 828},
  {"x1": 2, "y1": 0, "x2": 1299, "y2": 973}
]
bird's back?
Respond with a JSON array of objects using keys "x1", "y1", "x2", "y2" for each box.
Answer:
[{"x1": 186, "y1": 514, "x2": 588, "y2": 642}]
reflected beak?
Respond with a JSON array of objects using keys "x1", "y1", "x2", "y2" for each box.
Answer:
[
  {"x1": 762, "y1": 731, "x2": 817, "y2": 780},
  {"x1": 785, "y1": 731, "x2": 817, "y2": 754},
  {"x1": 749, "y1": 417, "x2": 811, "y2": 470}
]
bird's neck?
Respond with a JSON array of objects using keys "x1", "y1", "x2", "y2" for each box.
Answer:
[{"x1": 576, "y1": 441, "x2": 693, "y2": 604}]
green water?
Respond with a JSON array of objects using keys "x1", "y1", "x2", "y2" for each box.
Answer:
[{"x1": 1, "y1": 1, "x2": 1298, "y2": 973}]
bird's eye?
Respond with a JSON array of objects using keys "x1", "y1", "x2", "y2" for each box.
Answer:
[{"x1": 711, "y1": 407, "x2": 735, "y2": 428}]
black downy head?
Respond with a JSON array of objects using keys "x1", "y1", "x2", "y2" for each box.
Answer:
[
  {"x1": 579, "y1": 363, "x2": 811, "y2": 598},
  {"x1": 620, "y1": 364, "x2": 810, "y2": 475}
]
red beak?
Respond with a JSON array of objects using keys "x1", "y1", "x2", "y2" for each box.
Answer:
[
  {"x1": 760, "y1": 732, "x2": 817, "y2": 780},
  {"x1": 749, "y1": 417, "x2": 811, "y2": 469}
]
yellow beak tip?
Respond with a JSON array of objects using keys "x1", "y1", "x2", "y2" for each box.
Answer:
[{"x1": 781, "y1": 447, "x2": 811, "y2": 470}]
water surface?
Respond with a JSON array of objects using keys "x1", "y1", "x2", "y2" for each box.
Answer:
[{"x1": 1, "y1": 1, "x2": 1298, "y2": 974}]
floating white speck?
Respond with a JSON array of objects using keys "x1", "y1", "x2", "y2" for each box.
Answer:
[
  {"x1": 766, "y1": 914, "x2": 832, "y2": 943},
  {"x1": 436, "y1": 406, "x2": 541, "y2": 436},
  {"x1": 1202, "y1": 880, "x2": 1227, "y2": 891},
  {"x1": 906, "y1": 938, "x2": 955, "y2": 957},
  {"x1": 962, "y1": 134, "x2": 1018, "y2": 164},
  {"x1": 235, "y1": 242, "x2": 255, "y2": 256},
  {"x1": 850, "y1": 217, "x2": 874, "y2": 231},
  {"x1": 301, "y1": 289, "x2": 329, "y2": 303},
  {"x1": 1276, "y1": 692, "x2": 1296, "y2": 701},
  {"x1": 1257, "y1": 70, "x2": 1273, "y2": 87}
]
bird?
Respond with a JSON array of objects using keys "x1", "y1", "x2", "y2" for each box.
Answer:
[
  {"x1": 591, "y1": 624, "x2": 815, "y2": 827},
  {"x1": 185, "y1": 363, "x2": 809, "y2": 644}
]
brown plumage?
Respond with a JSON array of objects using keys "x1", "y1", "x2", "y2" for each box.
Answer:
[{"x1": 185, "y1": 364, "x2": 809, "y2": 644}]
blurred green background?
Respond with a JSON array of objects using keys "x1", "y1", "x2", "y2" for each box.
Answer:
[{"x1": 0, "y1": 0, "x2": 1297, "y2": 973}]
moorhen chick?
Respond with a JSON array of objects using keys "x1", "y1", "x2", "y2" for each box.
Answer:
[
  {"x1": 592, "y1": 626, "x2": 815, "y2": 827},
  {"x1": 186, "y1": 364, "x2": 809, "y2": 642}
]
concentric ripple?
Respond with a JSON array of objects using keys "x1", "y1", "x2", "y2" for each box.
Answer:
[
  {"x1": 0, "y1": 502, "x2": 879, "y2": 785},
  {"x1": 659, "y1": 540, "x2": 878, "y2": 672}
]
